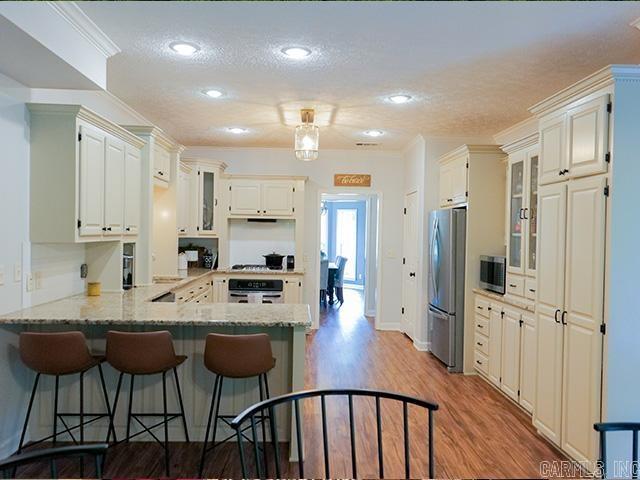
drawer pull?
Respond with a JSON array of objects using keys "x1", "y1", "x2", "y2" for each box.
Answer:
[
  {"x1": 476, "y1": 342, "x2": 483, "y2": 346},
  {"x1": 509, "y1": 283, "x2": 517, "y2": 288},
  {"x1": 529, "y1": 288, "x2": 536, "y2": 293},
  {"x1": 488, "y1": 306, "x2": 492, "y2": 311},
  {"x1": 477, "y1": 324, "x2": 484, "y2": 329},
  {"x1": 477, "y1": 306, "x2": 483, "y2": 310},
  {"x1": 476, "y1": 360, "x2": 483, "y2": 365}
]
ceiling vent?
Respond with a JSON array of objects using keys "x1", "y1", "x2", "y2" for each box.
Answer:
[{"x1": 355, "y1": 142, "x2": 379, "y2": 147}]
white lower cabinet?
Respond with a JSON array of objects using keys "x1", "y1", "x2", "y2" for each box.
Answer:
[
  {"x1": 211, "y1": 277, "x2": 228, "y2": 303},
  {"x1": 474, "y1": 294, "x2": 538, "y2": 414}
]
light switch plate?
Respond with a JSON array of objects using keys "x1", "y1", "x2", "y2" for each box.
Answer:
[
  {"x1": 26, "y1": 273, "x2": 34, "y2": 292},
  {"x1": 14, "y1": 264, "x2": 21, "y2": 283}
]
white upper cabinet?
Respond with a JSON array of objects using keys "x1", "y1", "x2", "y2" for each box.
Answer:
[
  {"x1": 539, "y1": 94, "x2": 610, "y2": 186},
  {"x1": 439, "y1": 153, "x2": 467, "y2": 207},
  {"x1": 179, "y1": 159, "x2": 226, "y2": 237},
  {"x1": 230, "y1": 179, "x2": 262, "y2": 216},
  {"x1": 103, "y1": 137, "x2": 125, "y2": 236},
  {"x1": 177, "y1": 165, "x2": 191, "y2": 235},
  {"x1": 229, "y1": 179, "x2": 296, "y2": 217},
  {"x1": 567, "y1": 95, "x2": 610, "y2": 179},
  {"x1": 78, "y1": 124, "x2": 106, "y2": 237},
  {"x1": 262, "y1": 182, "x2": 295, "y2": 216},
  {"x1": 198, "y1": 167, "x2": 219, "y2": 234},
  {"x1": 154, "y1": 145, "x2": 171, "y2": 183},
  {"x1": 124, "y1": 145, "x2": 142, "y2": 235},
  {"x1": 28, "y1": 104, "x2": 146, "y2": 243},
  {"x1": 539, "y1": 113, "x2": 567, "y2": 185}
]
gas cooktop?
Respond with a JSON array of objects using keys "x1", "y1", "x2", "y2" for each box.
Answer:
[{"x1": 231, "y1": 264, "x2": 283, "y2": 271}]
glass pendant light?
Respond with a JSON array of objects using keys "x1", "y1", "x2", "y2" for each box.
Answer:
[{"x1": 295, "y1": 109, "x2": 319, "y2": 161}]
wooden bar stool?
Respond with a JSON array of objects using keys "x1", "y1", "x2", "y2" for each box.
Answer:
[
  {"x1": 105, "y1": 330, "x2": 189, "y2": 477},
  {"x1": 199, "y1": 333, "x2": 276, "y2": 477},
  {"x1": 17, "y1": 332, "x2": 115, "y2": 456}
]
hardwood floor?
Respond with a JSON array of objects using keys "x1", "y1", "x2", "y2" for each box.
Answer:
[{"x1": 15, "y1": 288, "x2": 564, "y2": 478}]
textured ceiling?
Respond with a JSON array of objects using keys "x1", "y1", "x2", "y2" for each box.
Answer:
[{"x1": 80, "y1": 1, "x2": 640, "y2": 150}]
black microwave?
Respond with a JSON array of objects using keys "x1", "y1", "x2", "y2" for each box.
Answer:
[{"x1": 480, "y1": 255, "x2": 506, "y2": 295}]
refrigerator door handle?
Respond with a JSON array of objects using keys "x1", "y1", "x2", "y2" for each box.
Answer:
[{"x1": 431, "y1": 217, "x2": 440, "y2": 298}]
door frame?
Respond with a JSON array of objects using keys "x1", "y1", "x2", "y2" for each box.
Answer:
[
  {"x1": 324, "y1": 200, "x2": 367, "y2": 287},
  {"x1": 313, "y1": 189, "x2": 382, "y2": 330}
]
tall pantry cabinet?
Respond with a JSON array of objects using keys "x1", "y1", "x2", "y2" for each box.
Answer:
[{"x1": 531, "y1": 70, "x2": 611, "y2": 465}]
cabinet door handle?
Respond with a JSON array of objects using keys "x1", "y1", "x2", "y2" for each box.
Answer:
[
  {"x1": 477, "y1": 306, "x2": 483, "y2": 310},
  {"x1": 562, "y1": 169, "x2": 569, "y2": 175},
  {"x1": 509, "y1": 283, "x2": 517, "y2": 288},
  {"x1": 159, "y1": 171, "x2": 164, "y2": 176},
  {"x1": 519, "y1": 208, "x2": 524, "y2": 220},
  {"x1": 476, "y1": 342, "x2": 483, "y2": 347},
  {"x1": 125, "y1": 227, "x2": 131, "y2": 232},
  {"x1": 523, "y1": 207, "x2": 529, "y2": 220},
  {"x1": 257, "y1": 210, "x2": 261, "y2": 214},
  {"x1": 528, "y1": 288, "x2": 536, "y2": 293},
  {"x1": 476, "y1": 360, "x2": 483, "y2": 366},
  {"x1": 554, "y1": 309, "x2": 561, "y2": 324},
  {"x1": 561, "y1": 310, "x2": 568, "y2": 325},
  {"x1": 102, "y1": 227, "x2": 107, "y2": 231},
  {"x1": 477, "y1": 324, "x2": 484, "y2": 329}
]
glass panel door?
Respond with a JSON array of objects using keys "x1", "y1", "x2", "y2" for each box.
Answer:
[
  {"x1": 201, "y1": 170, "x2": 215, "y2": 232},
  {"x1": 336, "y1": 208, "x2": 358, "y2": 281},
  {"x1": 527, "y1": 155, "x2": 539, "y2": 272},
  {"x1": 509, "y1": 161, "x2": 524, "y2": 270}
]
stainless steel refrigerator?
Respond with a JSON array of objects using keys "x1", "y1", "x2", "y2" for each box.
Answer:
[{"x1": 428, "y1": 208, "x2": 466, "y2": 373}]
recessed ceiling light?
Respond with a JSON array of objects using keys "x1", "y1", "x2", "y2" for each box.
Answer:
[
  {"x1": 388, "y1": 94, "x2": 412, "y2": 104},
  {"x1": 203, "y1": 89, "x2": 224, "y2": 98},
  {"x1": 227, "y1": 127, "x2": 248, "y2": 134},
  {"x1": 364, "y1": 130, "x2": 384, "y2": 137},
  {"x1": 170, "y1": 42, "x2": 200, "y2": 56},
  {"x1": 281, "y1": 47, "x2": 312, "y2": 59}
]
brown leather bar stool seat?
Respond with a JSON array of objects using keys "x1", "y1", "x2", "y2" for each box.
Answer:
[
  {"x1": 105, "y1": 330, "x2": 189, "y2": 477},
  {"x1": 17, "y1": 332, "x2": 115, "y2": 457},
  {"x1": 199, "y1": 333, "x2": 276, "y2": 477}
]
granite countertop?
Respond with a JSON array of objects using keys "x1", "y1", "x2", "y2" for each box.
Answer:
[
  {"x1": 472, "y1": 288, "x2": 535, "y2": 313},
  {"x1": 0, "y1": 270, "x2": 311, "y2": 327}
]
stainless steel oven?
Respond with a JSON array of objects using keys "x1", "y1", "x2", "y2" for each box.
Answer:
[
  {"x1": 228, "y1": 279, "x2": 284, "y2": 304},
  {"x1": 479, "y1": 255, "x2": 506, "y2": 295}
]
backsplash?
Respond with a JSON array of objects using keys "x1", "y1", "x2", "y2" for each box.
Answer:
[{"x1": 229, "y1": 219, "x2": 295, "y2": 266}]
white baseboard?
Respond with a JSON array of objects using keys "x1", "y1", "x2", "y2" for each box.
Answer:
[
  {"x1": 413, "y1": 339, "x2": 430, "y2": 351},
  {"x1": 364, "y1": 309, "x2": 376, "y2": 317},
  {"x1": 376, "y1": 322, "x2": 402, "y2": 331}
]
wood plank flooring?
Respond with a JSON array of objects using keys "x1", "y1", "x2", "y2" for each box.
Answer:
[{"x1": 14, "y1": 289, "x2": 564, "y2": 478}]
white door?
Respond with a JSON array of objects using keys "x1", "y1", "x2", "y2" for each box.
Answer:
[
  {"x1": 561, "y1": 175, "x2": 606, "y2": 464},
  {"x1": 449, "y1": 156, "x2": 468, "y2": 205},
  {"x1": 78, "y1": 124, "x2": 106, "y2": 237},
  {"x1": 488, "y1": 306, "x2": 503, "y2": 387},
  {"x1": 539, "y1": 113, "x2": 567, "y2": 186},
  {"x1": 263, "y1": 182, "x2": 294, "y2": 216},
  {"x1": 229, "y1": 180, "x2": 262, "y2": 215},
  {"x1": 519, "y1": 312, "x2": 537, "y2": 413},
  {"x1": 533, "y1": 182, "x2": 567, "y2": 446},
  {"x1": 500, "y1": 308, "x2": 521, "y2": 402},
  {"x1": 177, "y1": 169, "x2": 190, "y2": 235},
  {"x1": 402, "y1": 191, "x2": 418, "y2": 339},
  {"x1": 567, "y1": 95, "x2": 609, "y2": 180},
  {"x1": 103, "y1": 137, "x2": 125, "y2": 236},
  {"x1": 124, "y1": 145, "x2": 141, "y2": 235}
]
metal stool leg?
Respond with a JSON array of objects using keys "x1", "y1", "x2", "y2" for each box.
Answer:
[
  {"x1": 199, "y1": 375, "x2": 220, "y2": 477},
  {"x1": 98, "y1": 364, "x2": 117, "y2": 443},
  {"x1": 79, "y1": 371, "x2": 84, "y2": 477},
  {"x1": 126, "y1": 375, "x2": 135, "y2": 442},
  {"x1": 17, "y1": 373, "x2": 40, "y2": 453},
  {"x1": 53, "y1": 376, "x2": 60, "y2": 445},
  {"x1": 173, "y1": 367, "x2": 189, "y2": 442},
  {"x1": 109, "y1": 373, "x2": 124, "y2": 445},
  {"x1": 162, "y1": 371, "x2": 170, "y2": 477},
  {"x1": 259, "y1": 374, "x2": 269, "y2": 478},
  {"x1": 211, "y1": 376, "x2": 224, "y2": 450}
]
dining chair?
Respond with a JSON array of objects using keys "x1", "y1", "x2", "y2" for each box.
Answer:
[
  {"x1": 594, "y1": 422, "x2": 640, "y2": 479},
  {"x1": 0, "y1": 443, "x2": 108, "y2": 479},
  {"x1": 333, "y1": 256, "x2": 348, "y2": 305},
  {"x1": 319, "y1": 259, "x2": 329, "y2": 305},
  {"x1": 230, "y1": 388, "x2": 438, "y2": 479}
]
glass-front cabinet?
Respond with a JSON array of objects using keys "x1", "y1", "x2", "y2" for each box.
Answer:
[
  {"x1": 507, "y1": 148, "x2": 539, "y2": 276},
  {"x1": 198, "y1": 167, "x2": 218, "y2": 235}
]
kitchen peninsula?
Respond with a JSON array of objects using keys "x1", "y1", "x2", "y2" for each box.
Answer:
[{"x1": 0, "y1": 271, "x2": 310, "y2": 445}]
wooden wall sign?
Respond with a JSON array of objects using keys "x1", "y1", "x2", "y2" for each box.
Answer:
[{"x1": 334, "y1": 174, "x2": 371, "y2": 187}]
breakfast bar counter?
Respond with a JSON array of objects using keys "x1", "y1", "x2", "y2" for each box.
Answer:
[{"x1": 0, "y1": 281, "x2": 310, "y2": 449}]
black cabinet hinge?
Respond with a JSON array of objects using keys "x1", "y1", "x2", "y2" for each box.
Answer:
[
  {"x1": 465, "y1": 191, "x2": 469, "y2": 198},
  {"x1": 600, "y1": 323, "x2": 606, "y2": 335},
  {"x1": 605, "y1": 152, "x2": 611, "y2": 163},
  {"x1": 403, "y1": 208, "x2": 407, "y2": 214},
  {"x1": 229, "y1": 185, "x2": 231, "y2": 191},
  {"x1": 519, "y1": 319, "x2": 524, "y2": 327},
  {"x1": 196, "y1": 226, "x2": 200, "y2": 231},
  {"x1": 78, "y1": 132, "x2": 82, "y2": 141},
  {"x1": 517, "y1": 389, "x2": 520, "y2": 397},
  {"x1": 501, "y1": 311, "x2": 505, "y2": 318},
  {"x1": 604, "y1": 185, "x2": 610, "y2": 197},
  {"x1": 402, "y1": 307, "x2": 405, "y2": 314},
  {"x1": 77, "y1": 219, "x2": 81, "y2": 228},
  {"x1": 402, "y1": 257, "x2": 406, "y2": 265},
  {"x1": 607, "y1": 102, "x2": 612, "y2": 113},
  {"x1": 298, "y1": 281, "x2": 302, "y2": 287}
]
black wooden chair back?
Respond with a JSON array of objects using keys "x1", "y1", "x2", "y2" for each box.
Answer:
[
  {"x1": 594, "y1": 422, "x2": 640, "y2": 479},
  {"x1": 230, "y1": 388, "x2": 438, "y2": 479},
  {"x1": 0, "y1": 443, "x2": 108, "y2": 479}
]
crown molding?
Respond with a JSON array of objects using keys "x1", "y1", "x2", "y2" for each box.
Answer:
[
  {"x1": 47, "y1": 1, "x2": 120, "y2": 58},
  {"x1": 181, "y1": 158, "x2": 228, "y2": 171},
  {"x1": 493, "y1": 116, "x2": 538, "y2": 146},
  {"x1": 439, "y1": 144, "x2": 503, "y2": 164},
  {"x1": 99, "y1": 90, "x2": 151, "y2": 125},
  {"x1": 529, "y1": 65, "x2": 640, "y2": 117},
  {"x1": 28, "y1": 103, "x2": 145, "y2": 148},
  {"x1": 122, "y1": 125, "x2": 183, "y2": 152},
  {"x1": 501, "y1": 132, "x2": 539, "y2": 155}
]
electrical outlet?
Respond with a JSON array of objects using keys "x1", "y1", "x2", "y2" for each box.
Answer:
[
  {"x1": 35, "y1": 271, "x2": 43, "y2": 289},
  {"x1": 14, "y1": 264, "x2": 21, "y2": 283},
  {"x1": 26, "y1": 273, "x2": 34, "y2": 292}
]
